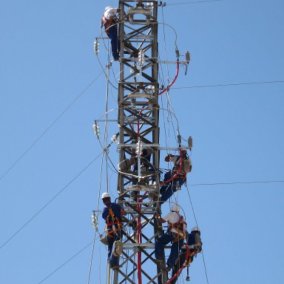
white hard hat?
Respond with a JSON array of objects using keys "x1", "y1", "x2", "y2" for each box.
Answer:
[
  {"x1": 101, "y1": 192, "x2": 111, "y2": 199},
  {"x1": 105, "y1": 6, "x2": 113, "y2": 11},
  {"x1": 170, "y1": 204, "x2": 180, "y2": 212},
  {"x1": 191, "y1": 227, "x2": 200, "y2": 232}
]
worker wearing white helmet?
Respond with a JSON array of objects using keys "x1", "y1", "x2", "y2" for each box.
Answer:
[
  {"x1": 155, "y1": 204, "x2": 187, "y2": 272},
  {"x1": 104, "y1": 6, "x2": 118, "y2": 20},
  {"x1": 101, "y1": 6, "x2": 120, "y2": 61},
  {"x1": 101, "y1": 192, "x2": 111, "y2": 199},
  {"x1": 101, "y1": 192, "x2": 125, "y2": 268}
]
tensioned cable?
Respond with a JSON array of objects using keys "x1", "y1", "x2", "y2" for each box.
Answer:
[
  {"x1": 160, "y1": 7, "x2": 176, "y2": 136},
  {"x1": 98, "y1": 151, "x2": 106, "y2": 210},
  {"x1": 172, "y1": 80, "x2": 284, "y2": 90},
  {"x1": 96, "y1": 51, "x2": 118, "y2": 90},
  {"x1": 160, "y1": 10, "x2": 181, "y2": 143},
  {"x1": 96, "y1": 27, "x2": 119, "y2": 90},
  {"x1": 87, "y1": 233, "x2": 97, "y2": 284},
  {"x1": 166, "y1": 0, "x2": 223, "y2": 6},
  {"x1": 96, "y1": 133, "x2": 119, "y2": 176},
  {"x1": 185, "y1": 182, "x2": 210, "y2": 284},
  {"x1": 104, "y1": 42, "x2": 111, "y2": 193},
  {"x1": 88, "y1": 72, "x2": 118, "y2": 279},
  {"x1": 99, "y1": 26, "x2": 124, "y2": 87},
  {"x1": 0, "y1": 73, "x2": 103, "y2": 185},
  {"x1": 0, "y1": 152, "x2": 102, "y2": 251},
  {"x1": 36, "y1": 240, "x2": 95, "y2": 284},
  {"x1": 190, "y1": 179, "x2": 284, "y2": 187}
]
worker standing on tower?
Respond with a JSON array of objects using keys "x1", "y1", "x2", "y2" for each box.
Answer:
[
  {"x1": 101, "y1": 6, "x2": 120, "y2": 61},
  {"x1": 101, "y1": 192, "x2": 125, "y2": 268},
  {"x1": 160, "y1": 149, "x2": 192, "y2": 203},
  {"x1": 155, "y1": 204, "x2": 187, "y2": 272}
]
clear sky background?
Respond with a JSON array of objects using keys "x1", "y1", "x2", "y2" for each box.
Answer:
[{"x1": 1, "y1": 0, "x2": 284, "y2": 284}]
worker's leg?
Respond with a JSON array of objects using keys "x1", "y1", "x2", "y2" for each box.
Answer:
[
  {"x1": 160, "y1": 171, "x2": 178, "y2": 203},
  {"x1": 160, "y1": 182, "x2": 176, "y2": 203},
  {"x1": 155, "y1": 232, "x2": 172, "y2": 260},
  {"x1": 108, "y1": 25, "x2": 119, "y2": 60},
  {"x1": 167, "y1": 238, "x2": 184, "y2": 269},
  {"x1": 171, "y1": 247, "x2": 186, "y2": 284},
  {"x1": 107, "y1": 235, "x2": 115, "y2": 260},
  {"x1": 176, "y1": 177, "x2": 185, "y2": 188},
  {"x1": 109, "y1": 233, "x2": 121, "y2": 268},
  {"x1": 160, "y1": 172, "x2": 171, "y2": 195}
]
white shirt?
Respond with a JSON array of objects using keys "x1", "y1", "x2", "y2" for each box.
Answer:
[
  {"x1": 163, "y1": 211, "x2": 180, "y2": 233},
  {"x1": 104, "y1": 8, "x2": 118, "y2": 20}
]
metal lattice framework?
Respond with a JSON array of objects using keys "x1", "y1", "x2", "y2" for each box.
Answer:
[{"x1": 113, "y1": 1, "x2": 167, "y2": 283}]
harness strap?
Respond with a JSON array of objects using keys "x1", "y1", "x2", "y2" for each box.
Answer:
[{"x1": 105, "y1": 207, "x2": 122, "y2": 236}]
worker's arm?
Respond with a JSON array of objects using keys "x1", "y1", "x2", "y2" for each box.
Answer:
[
  {"x1": 155, "y1": 213, "x2": 167, "y2": 223},
  {"x1": 165, "y1": 154, "x2": 178, "y2": 163},
  {"x1": 102, "y1": 207, "x2": 108, "y2": 220}
]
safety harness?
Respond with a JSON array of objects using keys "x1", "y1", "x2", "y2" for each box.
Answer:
[
  {"x1": 169, "y1": 215, "x2": 187, "y2": 242},
  {"x1": 162, "y1": 149, "x2": 192, "y2": 185},
  {"x1": 105, "y1": 207, "x2": 122, "y2": 237},
  {"x1": 102, "y1": 16, "x2": 118, "y2": 35},
  {"x1": 172, "y1": 155, "x2": 191, "y2": 178}
]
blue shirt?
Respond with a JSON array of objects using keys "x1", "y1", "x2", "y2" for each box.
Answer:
[{"x1": 102, "y1": 202, "x2": 123, "y2": 220}]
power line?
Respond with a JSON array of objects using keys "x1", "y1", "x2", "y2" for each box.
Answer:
[
  {"x1": 0, "y1": 73, "x2": 103, "y2": 185},
  {"x1": 172, "y1": 80, "x2": 284, "y2": 90},
  {"x1": 36, "y1": 241, "x2": 93, "y2": 284},
  {"x1": 166, "y1": 0, "x2": 223, "y2": 6},
  {"x1": 0, "y1": 153, "x2": 102, "y2": 251},
  {"x1": 185, "y1": 182, "x2": 210, "y2": 284},
  {"x1": 31, "y1": 178, "x2": 282, "y2": 284},
  {"x1": 190, "y1": 179, "x2": 284, "y2": 187},
  {"x1": 87, "y1": 234, "x2": 97, "y2": 284}
]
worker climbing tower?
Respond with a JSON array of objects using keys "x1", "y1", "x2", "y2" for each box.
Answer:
[
  {"x1": 93, "y1": 1, "x2": 201, "y2": 284},
  {"x1": 115, "y1": 1, "x2": 166, "y2": 283}
]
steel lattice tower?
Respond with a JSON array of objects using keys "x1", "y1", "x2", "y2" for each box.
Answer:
[{"x1": 114, "y1": 1, "x2": 167, "y2": 283}]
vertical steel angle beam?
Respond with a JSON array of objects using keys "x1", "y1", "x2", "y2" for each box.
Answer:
[{"x1": 116, "y1": 1, "x2": 167, "y2": 283}]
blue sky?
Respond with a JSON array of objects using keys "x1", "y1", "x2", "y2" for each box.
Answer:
[{"x1": 1, "y1": 0, "x2": 284, "y2": 284}]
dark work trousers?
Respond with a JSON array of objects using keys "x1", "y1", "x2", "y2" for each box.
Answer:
[
  {"x1": 160, "y1": 171, "x2": 185, "y2": 203},
  {"x1": 155, "y1": 231, "x2": 184, "y2": 269},
  {"x1": 107, "y1": 25, "x2": 120, "y2": 60},
  {"x1": 107, "y1": 232, "x2": 121, "y2": 267}
]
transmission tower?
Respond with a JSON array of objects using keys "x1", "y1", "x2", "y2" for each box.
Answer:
[{"x1": 115, "y1": 1, "x2": 167, "y2": 283}]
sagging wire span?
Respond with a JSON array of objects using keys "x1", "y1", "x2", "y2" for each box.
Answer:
[
  {"x1": 159, "y1": 59, "x2": 180, "y2": 96},
  {"x1": 94, "y1": 33, "x2": 118, "y2": 90},
  {"x1": 92, "y1": 119, "x2": 118, "y2": 173},
  {"x1": 159, "y1": 50, "x2": 190, "y2": 96},
  {"x1": 159, "y1": 6, "x2": 183, "y2": 147},
  {"x1": 158, "y1": 21, "x2": 179, "y2": 51},
  {"x1": 98, "y1": 26, "x2": 125, "y2": 84},
  {"x1": 92, "y1": 117, "x2": 120, "y2": 176}
]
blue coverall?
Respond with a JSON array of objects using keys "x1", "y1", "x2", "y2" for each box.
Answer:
[
  {"x1": 107, "y1": 25, "x2": 120, "y2": 61},
  {"x1": 155, "y1": 231, "x2": 184, "y2": 269},
  {"x1": 160, "y1": 170, "x2": 185, "y2": 203},
  {"x1": 102, "y1": 203, "x2": 123, "y2": 267}
]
